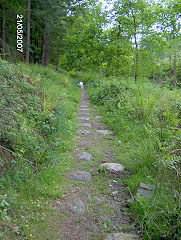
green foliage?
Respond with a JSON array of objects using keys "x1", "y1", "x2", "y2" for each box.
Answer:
[
  {"x1": 0, "y1": 60, "x2": 79, "y2": 164},
  {"x1": 0, "y1": 60, "x2": 80, "y2": 238},
  {"x1": 87, "y1": 74, "x2": 181, "y2": 240},
  {"x1": 0, "y1": 195, "x2": 10, "y2": 222}
]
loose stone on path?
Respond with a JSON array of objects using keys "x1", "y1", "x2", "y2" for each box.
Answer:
[
  {"x1": 78, "y1": 141, "x2": 90, "y2": 147},
  {"x1": 79, "y1": 106, "x2": 88, "y2": 108},
  {"x1": 96, "y1": 130, "x2": 113, "y2": 135},
  {"x1": 100, "y1": 163, "x2": 124, "y2": 173},
  {"x1": 77, "y1": 112, "x2": 90, "y2": 115},
  {"x1": 66, "y1": 171, "x2": 92, "y2": 182},
  {"x1": 105, "y1": 232, "x2": 139, "y2": 240},
  {"x1": 76, "y1": 117, "x2": 90, "y2": 121},
  {"x1": 77, "y1": 130, "x2": 90, "y2": 135},
  {"x1": 83, "y1": 223, "x2": 98, "y2": 232},
  {"x1": 69, "y1": 199, "x2": 86, "y2": 214},
  {"x1": 75, "y1": 152, "x2": 93, "y2": 161},
  {"x1": 78, "y1": 123, "x2": 92, "y2": 127},
  {"x1": 79, "y1": 108, "x2": 89, "y2": 111}
]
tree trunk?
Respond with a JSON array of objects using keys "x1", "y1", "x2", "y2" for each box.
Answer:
[
  {"x1": 133, "y1": 15, "x2": 138, "y2": 82},
  {"x1": 174, "y1": 54, "x2": 177, "y2": 88},
  {"x1": 26, "y1": 0, "x2": 31, "y2": 64},
  {"x1": 41, "y1": 31, "x2": 46, "y2": 66},
  {"x1": 56, "y1": 44, "x2": 60, "y2": 70},
  {"x1": 44, "y1": 33, "x2": 49, "y2": 66},
  {"x1": 152, "y1": 72, "x2": 155, "y2": 84},
  {"x1": 41, "y1": 30, "x2": 50, "y2": 67},
  {"x1": 2, "y1": 5, "x2": 6, "y2": 60},
  {"x1": 172, "y1": 24, "x2": 176, "y2": 88},
  {"x1": 169, "y1": 54, "x2": 172, "y2": 79}
]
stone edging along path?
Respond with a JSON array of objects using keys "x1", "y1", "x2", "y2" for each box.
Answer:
[{"x1": 56, "y1": 88, "x2": 142, "y2": 240}]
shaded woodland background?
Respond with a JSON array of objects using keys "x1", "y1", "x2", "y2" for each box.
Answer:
[{"x1": 0, "y1": 0, "x2": 181, "y2": 86}]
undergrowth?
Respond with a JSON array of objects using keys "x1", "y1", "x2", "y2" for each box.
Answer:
[
  {"x1": 0, "y1": 59, "x2": 80, "y2": 239},
  {"x1": 85, "y1": 72, "x2": 181, "y2": 240}
]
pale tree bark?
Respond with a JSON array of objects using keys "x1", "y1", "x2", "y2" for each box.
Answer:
[
  {"x1": 173, "y1": 54, "x2": 177, "y2": 88},
  {"x1": 172, "y1": 24, "x2": 177, "y2": 88},
  {"x1": 169, "y1": 54, "x2": 172, "y2": 79},
  {"x1": 26, "y1": 0, "x2": 31, "y2": 64},
  {"x1": 133, "y1": 14, "x2": 138, "y2": 82}
]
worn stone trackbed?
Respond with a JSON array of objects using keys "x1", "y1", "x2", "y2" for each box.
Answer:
[{"x1": 55, "y1": 88, "x2": 142, "y2": 240}]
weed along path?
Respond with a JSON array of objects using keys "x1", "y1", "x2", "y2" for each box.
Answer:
[{"x1": 56, "y1": 87, "x2": 141, "y2": 240}]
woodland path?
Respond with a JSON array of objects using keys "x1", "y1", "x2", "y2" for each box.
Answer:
[{"x1": 54, "y1": 88, "x2": 142, "y2": 240}]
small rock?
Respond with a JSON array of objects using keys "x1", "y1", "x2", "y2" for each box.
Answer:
[
  {"x1": 137, "y1": 188, "x2": 153, "y2": 198},
  {"x1": 78, "y1": 123, "x2": 91, "y2": 127},
  {"x1": 66, "y1": 171, "x2": 92, "y2": 182},
  {"x1": 101, "y1": 160, "x2": 107, "y2": 163},
  {"x1": 79, "y1": 105, "x2": 88, "y2": 107},
  {"x1": 102, "y1": 216, "x2": 112, "y2": 223},
  {"x1": 79, "y1": 108, "x2": 89, "y2": 111},
  {"x1": 78, "y1": 141, "x2": 90, "y2": 146},
  {"x1": 112, "y1": 191, "x2": 118, "y2": 195},
  {"x1": 75, "y1": 152, "x2": 93, "y2": 161},
  {"x1": 76, "y1": 117, "x2": 90, "y2": 121},
  {"x1": 127, "y1": 197, "x2": 135, "y2": 204},
  {"x1": 118, "y1": 224, "x2": 135, "y2": 232},
  {"x1": 70, "y1": 199, "x2": 85, "y2": 214},
  {"x1": 95, "y1": 116, "x2": 102, "y2": 119},
  {"x1": 112, "y1": 191, "x2": 124, "y2": 202},
  {"x1": 139, "y1": 183, "x2": 153, "y2": 191},
  {"x1": 100, "y1": 163, "x2": 124, "y2": 173},
  {"x1": 81, "y1": 217, "x2": 87, "y2": 222},
  {"x1": 84, "y1": 223, "x2": 98, "y2": 232},
  {"x1": 77, "y1": 130, "x2": 90, "y2": 135},
  {"x1": 136, "y1": 182, "x2": 154, "y2": 199},
  {"x1": 77, "y1": 112, "x2": 89, "y2": 115},
  {"x1": 96, "y1": 130, "x2": 112, "y2": 135},
  {"x1": 105, "y1": 232, "x2": 139, "y2": 240}
]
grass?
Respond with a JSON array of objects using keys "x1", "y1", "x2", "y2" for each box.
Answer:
[
  {"x1": 1, "y1": 63, "x2": 180, "y2": 239},
  {"x1": 86, "y1": 73, "x2": 181, "y2": 240},
  {"x1": 0, "y1": 60, "x2": 81, "y2": 239}
]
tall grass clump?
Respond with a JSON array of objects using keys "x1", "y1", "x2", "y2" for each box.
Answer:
[{"x1": 86, "y1": 75, "x2": 181, "y2": 240}]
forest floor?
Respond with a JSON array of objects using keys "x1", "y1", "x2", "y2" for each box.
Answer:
[{"x1": 51, "y1": 88, "x2": 142, "y2": 240}]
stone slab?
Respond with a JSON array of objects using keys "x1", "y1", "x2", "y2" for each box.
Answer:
[
  {"x1": 96, "y1": 130, "x2": 112, "y2": 135},
  {"x1": 137, "y1": 188, "x2": 153, "y2": 198},
  {"x1": 136, "y1": 182, "x2": 154, "y2": 199},
  {"x1": 75, "y1": 152, "x2": 93, "y2": 161},
  {"x1": 100, "y1": 163, "x2": 124, "y2": 173},
  {"x1": 76, "y1": 117, "x2": 90, "y2": 121},
  {"x1": 139, "y1": 183, "x2": 153, "y2": 191},
  {"x1": 66, "y1": 171, "x2": 92, "y2": 182},
  {"x1": 79, "y1": 106, "x2": 88, "y2": 108},
  {"x1": 79, "y1": 108, "x2": 89, "y2": 111},
  {"x1": 77, "y1": 130, "x2": 90, "y2": 135},
  {"x1": 78, "y1": 123, "x2": 91, "y2": 127},
  {"x1": 78, "y1": 141, "x2": 90, "y2": 147}
]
